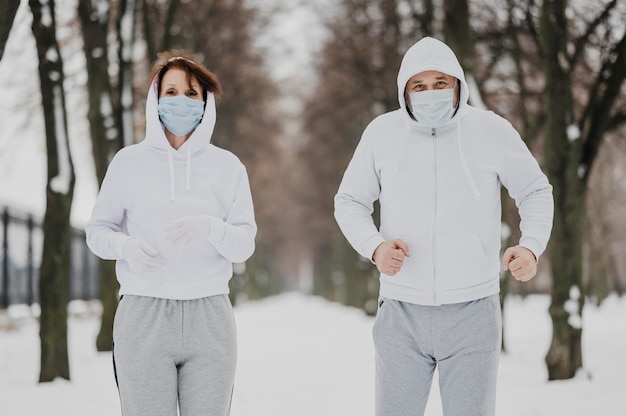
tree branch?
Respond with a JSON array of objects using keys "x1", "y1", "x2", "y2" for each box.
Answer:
[
  {"x1": 570, "y1": 0, "x2": 618, "y2": 67},
  {"x1": 581, "y1": 30, "x2": 626, "y2": 182}
]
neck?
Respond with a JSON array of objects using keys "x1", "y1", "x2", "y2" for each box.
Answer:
[{"x1": 165, "y1": 130, "x2": 191, "y2": 150}]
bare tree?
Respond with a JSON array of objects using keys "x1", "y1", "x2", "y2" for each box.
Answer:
[
  {"x1": 29, "y1": 0, "x2": 75, "y2": 382},
  {"x1": 539, "y1": 0, "x2": 626, "y2": 380},
  {"x1": 585, "y1": 136, "x2": 626, "y2": 300},
  {"x1": 298, "y1": 0, "x2": 432, "y2": 312},
  {"x1": 77, "y1": 0, "x2": 137, "y2": 352},
  {"x1": 0, "y1": 0, "x2": 20, "y2": 61},
  {"x1": 454, "y1": 0, "x2": 626, "y2": 378}
]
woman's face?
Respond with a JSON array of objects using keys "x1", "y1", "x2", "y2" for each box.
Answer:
[{"x1": 159, "y1": 68, "x2": 203, "y2": 101}]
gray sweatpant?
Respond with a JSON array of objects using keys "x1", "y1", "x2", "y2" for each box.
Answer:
[
  {"x1": 373, "y1": 294, "x2": 502, "y2": 416},
  {"x1": 112, "y1": 295, "x2": 237, "y2": 416}
]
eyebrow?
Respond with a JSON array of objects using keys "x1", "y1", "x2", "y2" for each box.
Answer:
[
  {"x1": 411, "y1": 75, "x2": 451, "y2": 84},
  {"x1": 163, "y1": 83, "x2": 200, "y2": 90}
]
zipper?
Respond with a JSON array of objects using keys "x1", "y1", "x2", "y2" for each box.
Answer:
[{"x1": 431, "y1": 127, "x2": 438, "y2": 306}]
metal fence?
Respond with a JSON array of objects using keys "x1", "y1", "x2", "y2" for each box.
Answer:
[{"x1": 1, "y1": 206, "x2": 100, "y2": 309}]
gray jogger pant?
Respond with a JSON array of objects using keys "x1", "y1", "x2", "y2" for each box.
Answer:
[
  {"x1": 112, "y1": 295, "x2": 237, "y2": 416},
  {"x1": 373, "y1": 294, "x2": 502, "y2": 416}
]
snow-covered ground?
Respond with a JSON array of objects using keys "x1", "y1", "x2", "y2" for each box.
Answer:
[{"x1": 1, "y1": 292, "x2": 624, "y2": 415}]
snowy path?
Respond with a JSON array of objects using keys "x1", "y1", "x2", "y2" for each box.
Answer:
[{"x1": 1, "y1": 293, "x2": 625, "y2": 415}]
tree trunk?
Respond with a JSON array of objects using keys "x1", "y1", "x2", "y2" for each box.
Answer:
[
  {"x1": 0, "y1": 0, "x2": 20, "y2": 61},
  {"x1": 443, "y1": 0, "x2": 473, "y2": 73},
  {"x1": 29, "y1": 0, "x2": 75, "y2": 382},
  {"x1": 544, "y1": 182, "x2": 585, "y2": 380},
  {"x1": 540, "y1": 0, "x2": 584, "y2": 380},
  {"x1": 38, "y1": 190, "x2": 73, "y2": 382},
  {"x1": 114, "y1": 0, "x2": 138, "y2": 147},
  {"x1": 313, "y1": 243, "x2": 334, "y2": 300},
  {"x1": 77, "y1": 0, "x2": 127, "y2": 352}
]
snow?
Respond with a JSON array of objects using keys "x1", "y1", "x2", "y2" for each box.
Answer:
[
  {"x1": 50, "y1": 84, "x2": 73, "y2": 195},
  {"x1": 565, "y1": 285, "x2": 583, "y2": 329},
  {"x1": 1, "y1": 292, "x2": 625, "y2": 415},
  {"x1": 567, "y1": 124, "x2": 581, "y2": 141},
  {"x1": 2, "y1": 2, "x2": 625, "y2": 413}
]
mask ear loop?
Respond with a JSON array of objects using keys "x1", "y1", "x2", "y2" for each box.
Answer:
[
  {"x1": 452, "y1": 79, "x2": 461, "y2": 116},
  {"x1": 404, "y1": 88, "x2": 416, "y2": 120}
]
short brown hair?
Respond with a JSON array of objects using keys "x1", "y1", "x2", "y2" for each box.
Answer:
[{"x1": 150, "y1": 50, "x2": 222, "y2": 101}]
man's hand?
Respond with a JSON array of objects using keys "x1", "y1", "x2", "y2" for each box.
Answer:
[
  {"x1": 373, "y1": 239, "x2": 411, "y2": 276},
  {"x1": 502, "y1": 246, "x2": 537, "y2": 282}
]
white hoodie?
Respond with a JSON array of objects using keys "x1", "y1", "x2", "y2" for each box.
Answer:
[
  {"x1": 85, "y1": 77, "x2": 257, "y2": 300},
  {"x1": 334, "y1": 37, "x2": 553, "y2": 306}
]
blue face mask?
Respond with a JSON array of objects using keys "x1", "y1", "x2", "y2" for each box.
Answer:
[
  {"x1": 157, "y1": 95, "x2": 205, "y2": 137},
  {"x1": 409, "y1": 88, "x2": 456, "y2": 128}
]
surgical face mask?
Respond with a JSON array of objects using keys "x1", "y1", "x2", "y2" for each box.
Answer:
[
  {"x1": 158, "y1": 95, "x2": 205, "y2": 137},
  {"x1": 408, "y1": 88, "x2": 457, "y2": 128}
]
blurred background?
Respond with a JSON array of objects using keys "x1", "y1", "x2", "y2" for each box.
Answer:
[{"x1": 1, "y1": 0, "x2": 625, "y2": 386}]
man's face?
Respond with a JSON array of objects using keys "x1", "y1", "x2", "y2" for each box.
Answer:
[{"x1": 405, "y1": 70, "x2": 459, "y2": 111}]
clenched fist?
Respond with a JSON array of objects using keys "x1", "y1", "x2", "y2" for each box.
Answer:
[
  {"x1": 373, "y1": 239, "x2": 411, "y2": 276},
  {"x1": 502, "y1": 246, "x2": 537, "y2": 282}
]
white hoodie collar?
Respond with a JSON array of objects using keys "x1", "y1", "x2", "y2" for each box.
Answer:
[
  {"x1": 394, "y1": 37, "x2": 480, "y2": 200},
  {"x1": 143, "y1": 76, "x2": 217, "y2": 156},
  {"x1": 142, "y1": 76, "x2": 217, "y2": 200}
]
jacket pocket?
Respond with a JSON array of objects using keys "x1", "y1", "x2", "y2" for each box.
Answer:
[
  {"x1": 382, "y1": 238, "x2": 433, "y2": 292},
  {"x1": 436, "y1": 235, "x2": 497, "y2": 291}
]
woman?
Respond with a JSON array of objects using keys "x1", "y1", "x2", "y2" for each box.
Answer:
[{"x1": 86, "y1": 51, "x2": 256, "y2": 416}]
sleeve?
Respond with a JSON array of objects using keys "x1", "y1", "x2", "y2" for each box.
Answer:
[
  {"x1": 334, "y1": 125, "x2": 385, "y2": 261},
  {"x1": 498, "y1": 124, "x2": 554, "y2": 259},
  {"x1": 206, "y1": 164, "x2": 257, "y2": 263},
  {"x1": 85, "y1": 155, "x2": 132, "y2": 260}
]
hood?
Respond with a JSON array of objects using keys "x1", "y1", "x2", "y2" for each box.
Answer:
[
  {"x1": 397, "y1": 37, "x2": 469, "y2": 120},
  {"x1": 144, "y1": 76, "x2": 217, "y2": 155},
  {"x1": 394, "y1": 37, "x2": 480, "y2": 200},
  {"x1": 142, "y1": 76, "x2": 218, "y2": 200}
]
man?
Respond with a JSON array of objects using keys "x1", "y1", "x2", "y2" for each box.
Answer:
[{"x1": 334, "y1": 37, "x2": 553, "y2": 416}]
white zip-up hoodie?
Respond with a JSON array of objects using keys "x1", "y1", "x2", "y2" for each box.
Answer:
[
  {"x1": 334, "y1": 37, "x2": 553, "y2": 306},
  {"x1": 86, "y1": 76, "x2": 257, "y2": 300}
]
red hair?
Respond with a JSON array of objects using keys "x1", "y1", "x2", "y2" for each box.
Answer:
[{"x1": 150, "y1": 50, "x2": 222, "y2": 101}]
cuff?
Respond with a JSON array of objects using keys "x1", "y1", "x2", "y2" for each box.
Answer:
[
  {"x1": 363, "y1": 235, "x2": 386, "y2": 263},
  {"x1": 206, "y1": 217, "x2": 226, "y2": 245}
]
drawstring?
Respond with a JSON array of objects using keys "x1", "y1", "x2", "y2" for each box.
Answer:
[
  {"x1": 456, "y1": 120, "x2": 481, "y2": 200},
  {"x1": 186, "y1": 145, "x2": 192, "y2": 191},
  {"x1": 167, "y1": 148, "x2": 176, "y2": 201}
]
